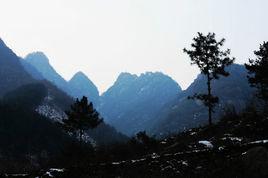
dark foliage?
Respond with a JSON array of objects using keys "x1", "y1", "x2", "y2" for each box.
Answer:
[
  {"x1": 30, "y1": 105, "x2": 268, "y2": 178},
  {"x1": 245, "y1": 41, "x2": 268, "y2": 109},
  {"x1": 2, "y1": 83, "x2": 47, "y2": 110},
  {"x1": 87, "y1": 123, "x2": 128, "y2": 145},
  {"x1": 54, "y1": 142, "x2": 95, "y2": 169},
  {"x1": 183, "y1": 32, "x2": 235, "y2": 125},
  {"x1": 0, "y1": 85, "x2": 73, "y2": 173},
  {"x1": 63, "y1": 96, "x2": 103, "y2": 143}
]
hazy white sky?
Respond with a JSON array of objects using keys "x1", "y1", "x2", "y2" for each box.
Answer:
[{"x1": 0, "y1": 0, "x2": 268, "y2": 93}]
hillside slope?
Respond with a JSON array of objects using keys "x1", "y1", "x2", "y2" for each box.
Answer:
[
  {"x1": 151, "y1": 64, "x2": 254, "y2": 136},
  {"x1": 0, "y1": 39, "x2": 34, "y2": 96}
]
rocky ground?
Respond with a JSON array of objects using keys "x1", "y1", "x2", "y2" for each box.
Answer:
[{"x1": 4, "y1": 109, "x2": 268, "y2": 178}]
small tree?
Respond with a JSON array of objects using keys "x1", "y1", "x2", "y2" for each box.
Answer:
[
  {"x1": 245, "y1": 41, "x2": 268, "y2": 109},
  {"x1": 63, "y1": 96, "x2": 103, "y2": 143},
  {"x1": 183, "y1": 32, "x2": 235, "y2": 125}
]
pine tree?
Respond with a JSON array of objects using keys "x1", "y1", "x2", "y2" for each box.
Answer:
[
  {"x1": 245, "y1": 41, "x2": 268, "y2": 108},
  {"x1": 183, "y1": 32, "x2": 235, "y2": 125},
  {"x1": 63, "y1": 96, "x2": 103, "y2": 143}
]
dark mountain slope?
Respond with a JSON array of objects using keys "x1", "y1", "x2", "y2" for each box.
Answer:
[
  {"x1": 0, "y1": 84, "x2": 73, "y2": 172},
  {"x1": 0, "y1": 39, "x2": 33, "y2": 96},
  {"x1": 0, "y1": 38, "x2": 126, "y2": 147}
]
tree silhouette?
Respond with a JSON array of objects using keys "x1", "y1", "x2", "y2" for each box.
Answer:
[
  {"x1": 63, "y1": 96, "x2": 103, "y2": 143},
  {"x1": 183, "y1": 32, "x2": 235, "y2": 125},
  {"x1": 245, "y1": 41, "x2": 268, "y2": 108}
]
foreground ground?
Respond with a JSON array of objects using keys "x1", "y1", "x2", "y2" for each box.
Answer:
[{"x1": 4, "y1": 108, "x2": 268, "y2": 178}]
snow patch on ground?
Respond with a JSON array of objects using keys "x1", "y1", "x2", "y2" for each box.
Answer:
[
  {"x1": 49, "y1": 168, "x2": 64, "y2": 172},
  {"x1": 35, "y1": 95, "x2": 67, "y2": 122},
  {"x1": 198, "y1": 141, "x2": 214, "y2": 149},
  {"x1": 36, "y1": 94, "x2": 97, "y2": 146},
  {"x1": 221, "y1": 137, "x2": 242, "y2": 142},
  {"x1": 249, "y1": 140, "x2": 268, "y2": 144},
  {"x1": 151, "y1": 153, "x2": 160, "y2": 159},
  {"x1": 36, "y1": 104, "x2": 66, "y2": 122}
]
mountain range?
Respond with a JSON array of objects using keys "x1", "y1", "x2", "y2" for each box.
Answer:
[
  {"x1": 0, "y1": 37, "x2": 255, "y2": 139},
  {"x1": 21, "y1": 50, "x2": 184, "y2": 136},
  {"x1": 0, "y1": 38, "x2": 127, "y2": 147},
  {"x1": 24, "y1": 52, "x2": 100, "y2": 106},
  {"x1": 99, "y1": 72, "x2": 181, "y2": 135}
]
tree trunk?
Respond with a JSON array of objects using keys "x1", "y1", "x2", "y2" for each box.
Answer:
[
  {"x1": 261, "y1": 85, "x2": 268, "y2": 113},
  {"x1": 207, "y1": 73, "x2": 212, "y2": 126},
  {"x1": 79, "y1": 129, "x2": 83, "y2": 145}
]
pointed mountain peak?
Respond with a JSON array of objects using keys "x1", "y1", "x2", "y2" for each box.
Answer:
[
  {"x1": 70, "y1": 71, "x2": 97, "y2": 87},
  {"x1": 69, "y1": 71, "x2": 99, "y2": 105},
  {"x1": 25, "y1": 52, "x2": 50, "y2": 65},
  {"x1": 70, "y1": 72, "x2": 96, "y2": 86},
  {"x1": 72, "y1": 71, "x2": 89, "y2": 80},
  {"x1": 117, "y1": 72, "x2": 138, "y2": 81}
]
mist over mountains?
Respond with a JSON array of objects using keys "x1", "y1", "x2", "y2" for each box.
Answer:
[
  {"x1": 0, "y1": 38, "x2": 126, "y2": 147},
  {"x1": 1, "y1": 36, "x2": 265, "y2": 177},
  {"x1": 20, "y1": 48, "x2": 185, "y2": 136},
  {"x1": 0, "y1": 37, "x2": 254, "y2": 142}
]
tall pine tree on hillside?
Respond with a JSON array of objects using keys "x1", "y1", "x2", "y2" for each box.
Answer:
[
  {"x1": 183, "y1": 32, "x2": 235, "y2": 125},
  {"x1": 245, "y1": 41, "x2": 268, "y2": 109},
  {"x1": 63, "y1": 96, "x2": 103, "y2": 143}
]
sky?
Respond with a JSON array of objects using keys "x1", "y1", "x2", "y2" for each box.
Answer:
[{"x1": 0, "y1": 0, "x2": 268, "y2": 93}]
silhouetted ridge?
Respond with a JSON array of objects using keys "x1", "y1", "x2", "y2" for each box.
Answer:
[
  {"x1": 0, "y1": 38, "x2": 33, "y2": 96},
  {"x1": 0, "y1": 38, "x2": 6, "y2": 47}
]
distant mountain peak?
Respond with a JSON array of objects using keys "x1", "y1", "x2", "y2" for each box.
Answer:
[
  {"x1": 24, "y1": 52, "x2": 72, "y2": 97},
  {"x1": 72, "y1": 71, "x2": 89, "y2": 80},
  {"x1": 99, "y1": 71, "x2": 182, "y2": 135},
  {"x1": 69, "y1": 71, "x2": 99, "y2": 105},
  {"x1": 140, "y1": 71, "x2": 177, "y2": 81},
  {"x1": 70, "y1": 71, "x2": 96, "y2": 85},
  {"x1": 117, "y1": 72, "x2": 138, "y2": 81},
  {"x1": 25, "y1": 52, "x2": 49, "y2": 64},
  {"x1": 142, "y1": 71, "x2": 160, "y2": 76}
]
